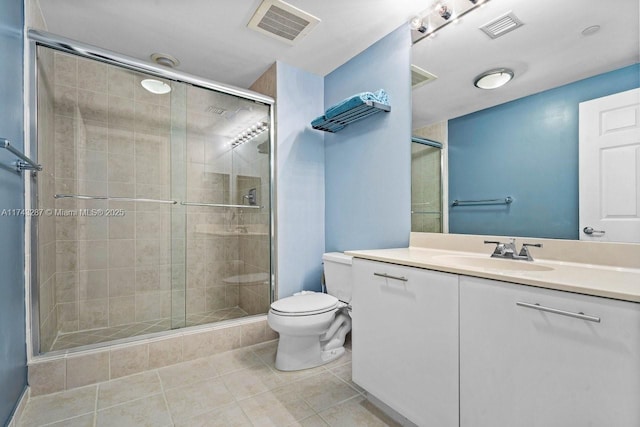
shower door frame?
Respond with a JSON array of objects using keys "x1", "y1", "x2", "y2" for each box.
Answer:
[{"x1": 26, "y1": 29, "x2": 277, "y2": 358}]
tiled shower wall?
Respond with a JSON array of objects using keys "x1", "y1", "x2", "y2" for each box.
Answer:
[{"x1": 236, "y1": 144, "x2": 271, "y2": 315}]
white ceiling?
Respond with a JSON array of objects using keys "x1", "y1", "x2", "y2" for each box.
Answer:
[
  {"x1": 37, "y1": 0, "x2": 426, "y2": 88},
  {"x1": 411, "y1": 0, "x2": 640, "y2": 128},
  {"x1": 37, "y1": 0, "x2": 639, "y2": 129}
]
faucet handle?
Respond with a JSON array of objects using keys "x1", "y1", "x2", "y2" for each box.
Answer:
[
  {"x1": 522, "y1": 243, "x2": 543, "y2": 249},
  {"x1": 518, "y1": 243, "x2": 543, "y2": 261},
  {"x1": 484, "y1": 240, "x2": 506, "y2": 256}
]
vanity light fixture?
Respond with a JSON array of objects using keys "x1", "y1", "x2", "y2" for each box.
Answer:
[
  {"x1": 140, "y1": 79, "x2": 172, "y2": 94},
  {"x1": 231, "y1": 122, "x2": 269, "y2": 148},
  {"x1": 438, "y1": 4, "x2": 453, "y2": 20},
  {"x1": 410, "y1": 16, "x2": 428, "y2": 33},
  {"x1": 411, "y1": 0, "x2": 491, "y2": 43},
  {"x1": 473, "y1": 68, "x2": 514, "y2": 89}
]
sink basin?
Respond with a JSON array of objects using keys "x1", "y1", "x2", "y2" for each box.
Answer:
[{"x1": 433, "y1": 255, "x2": 554, "y2": 272}]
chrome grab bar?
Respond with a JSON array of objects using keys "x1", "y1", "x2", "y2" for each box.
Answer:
[
  {"x1": 516, "y1": 301, "x2": 600, "y2": 323},
  {"x1": 54, "y1": 194, "x2": 177, "y2": 204},
  {"x1": 1, "y1": 138, "x2": 43, "y2": 173},
  {"x1": 452, "y1": 196, "x2": 512, "y2": 207},
  {"x1": 181, "y1": 202, "x2": 263, "y2": 209},
  {"x1": 373, "y1": 272, "x2": 408, "y2": 282}
]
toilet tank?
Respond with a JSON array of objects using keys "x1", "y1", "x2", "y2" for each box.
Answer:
[{"x1": 322, "y1": 252, "x2": 353, "y2": 303}]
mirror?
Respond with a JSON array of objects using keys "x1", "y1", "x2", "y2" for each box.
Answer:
[{"x1": 410, "y1": 0, "x2": 639, "y2": 242}]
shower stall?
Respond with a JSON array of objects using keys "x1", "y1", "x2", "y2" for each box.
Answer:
[
  {"x1": 411, "y1": 136, "x2": 443, "y2": 233},
  {"x1": 29, "y1": 31, "x2": 274, "y2": 355}
]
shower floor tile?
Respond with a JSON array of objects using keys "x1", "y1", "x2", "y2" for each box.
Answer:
[
  {"x1": 48, "y1": 307, "x2": 249, "y2": 352},
  {"x1": 19, "y1": 340, "x2": 402, "y2": 427}
]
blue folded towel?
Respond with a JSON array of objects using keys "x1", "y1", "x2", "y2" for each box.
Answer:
[{"x1": 324, "y1": 89, "x2": 389, "y2": 120}]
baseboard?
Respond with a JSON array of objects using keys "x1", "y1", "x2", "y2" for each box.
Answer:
[
  {"x1": 6, "y1": 386, "x2": 30, "y2": 427},
  {"x1": 365, "y1": 391, "x2": 418, "y2": 427}
]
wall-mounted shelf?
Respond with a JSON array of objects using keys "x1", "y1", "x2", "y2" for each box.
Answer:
[
  {"x1": 312, "y1": 89, "x2": 391, "y2": 133},
  {"x1": 312, "y1": 101, "x2": 391, "y2": 133}
]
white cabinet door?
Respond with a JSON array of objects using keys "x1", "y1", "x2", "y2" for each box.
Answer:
[
  {"x1": 460, "y1": 276, "x2": 640, "y2": 427},
  {"x1": 352, "y1": 259, "x2": 459, "y2": 426}
]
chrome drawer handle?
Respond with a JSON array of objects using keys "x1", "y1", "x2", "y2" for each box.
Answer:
[
  {"x1": 516, "y1": 302, "x2": 601, "y2": 323},
  {"x1": 373, "y1": 272, "x2": 408, "y2": 282}
]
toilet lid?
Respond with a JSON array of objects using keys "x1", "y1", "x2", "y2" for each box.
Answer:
[{"x1": 271, "y1": 292, "x2": 338, "y2": 315}]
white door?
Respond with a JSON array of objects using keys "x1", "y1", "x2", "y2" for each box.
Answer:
[{"x1": 579, "y1": 88, "x2": 640, "y2": 242}]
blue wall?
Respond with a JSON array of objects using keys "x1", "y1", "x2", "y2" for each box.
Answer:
[
  {"x1": 276, "y1": 62, "x2": 326, "y2": 297},
  {"x1": 0, "y1": 0, "x2": 27, "y2": 424},
  {"x1": 324, "y1": 25, "x2": 412, "y2": 252},
  {"x1": 449, "y1": 64, "x2": 640, "y2": 239}
]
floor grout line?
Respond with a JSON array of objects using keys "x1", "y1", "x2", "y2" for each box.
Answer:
[
  {"x1": 156, "y1": 370, "x2": 176, "y2": 427},
  {"x1": 21, "y1": 340, "x2": 380, "y2": 427}
]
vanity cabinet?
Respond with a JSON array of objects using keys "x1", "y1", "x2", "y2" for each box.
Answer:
[
  {"x1": 459, "y1": 276, "x2": 640, "y2": 427},
  {"x1": 351, "y1": 258, "x2": 459, "y2": 426}
]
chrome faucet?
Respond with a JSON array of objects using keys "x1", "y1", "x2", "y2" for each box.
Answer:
[{"x1": 484, "y1": 238, "x2": 543, "y2": 261}]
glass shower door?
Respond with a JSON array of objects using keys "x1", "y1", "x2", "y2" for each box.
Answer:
[
  {"x1": 33, "y1": 43, "x2": 272, "y2": 355},
  {"x1": 182, "y1": 84, "x2": 271, "y2": 326},
  {"x1": 35, "y1": 45, "x2": 186, "y2": 352}
]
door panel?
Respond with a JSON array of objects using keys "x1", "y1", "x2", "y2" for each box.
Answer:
[{"x1": 579, "y1": 88, "x2": 640, "y2": 242}]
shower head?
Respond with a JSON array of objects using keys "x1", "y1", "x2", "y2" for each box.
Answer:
[{"x1": 257, "y1": 141, "x2": 269, "y2": 154}]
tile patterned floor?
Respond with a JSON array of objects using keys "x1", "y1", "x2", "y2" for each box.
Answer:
[
  {"x1": 49, "y1": 307, "x2": 248, "y2": 352},
  {"x1": 18, "y1": 340, "x2": 401, "y2": 427}
]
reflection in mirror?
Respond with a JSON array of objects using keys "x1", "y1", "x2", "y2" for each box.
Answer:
[
  {"x1": 411, "y1": 136, "x2": 442, "y2": 233},
  {"x1": 411, "y1": 0, "x2": 639, "y2": 242}
]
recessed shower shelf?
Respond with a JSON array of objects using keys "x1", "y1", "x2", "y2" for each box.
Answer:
[{"x1": 311, "y1": 101, "x2": 391, "y2": 133}]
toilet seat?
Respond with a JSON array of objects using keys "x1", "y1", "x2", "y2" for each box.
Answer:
[{"x1": 270, "y1": 292, "x2": 338, "y2": 316}]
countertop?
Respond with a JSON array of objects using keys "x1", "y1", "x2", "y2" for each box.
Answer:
[{"x1": 345, "y1": 246, "x2": 640, "y2": 303}]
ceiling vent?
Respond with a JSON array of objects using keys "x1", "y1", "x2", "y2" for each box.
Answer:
[
  {"x1": 205, "y1": 106, "x2": 227, "y2": 115},
  {"x1": 411, "y1": 65, "x2": 438, "y2": 89},
  {"x1": 248, "y1": 0, "x2": 320, "y2": 45},
  {"x1": 479, "y1": 11, "x2": 524, "y2": 39}
]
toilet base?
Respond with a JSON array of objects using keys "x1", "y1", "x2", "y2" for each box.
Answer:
[{"x1": 275, "y1": 334, "x2": 346, "y2": 371}]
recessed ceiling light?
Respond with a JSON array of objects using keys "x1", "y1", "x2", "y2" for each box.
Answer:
[
  {"x1": 581, "y1": 25, "x2": 601, "y2": 36},
  {"x1": 474, "y1": 68, "x2": 514, "y2": 89},
  {"x1": 141, "y1": 79, "x2": 171, "y2": 94},
  {"x1": 150, "y1": 53, "x2": 180, "y2": 68}
]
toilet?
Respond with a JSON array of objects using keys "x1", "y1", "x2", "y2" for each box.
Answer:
[{"x1": 268, "y1": 252, "x2": 353, "y2": 371}]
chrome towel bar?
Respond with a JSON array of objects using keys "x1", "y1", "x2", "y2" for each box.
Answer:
[
  {"x1": 452, "y1": 196, "x2": 513, "y2": 207},
  {"x1": 1, "y1": 138, "x2": 42, "y2": 173}
]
